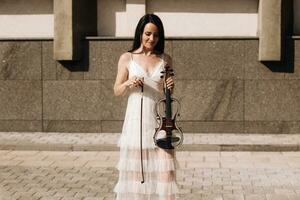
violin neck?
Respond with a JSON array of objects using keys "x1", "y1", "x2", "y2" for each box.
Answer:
[{"x1": 165, "y1": 88, "x2": 172, "y2": 119}]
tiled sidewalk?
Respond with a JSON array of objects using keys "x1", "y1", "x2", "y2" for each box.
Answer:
[
  {"x1": 1, "y1": 150, "x2": 300, "y2": 200},
  {"x1": 0, "y1": 132, "x2": 300, "y2": 151}
]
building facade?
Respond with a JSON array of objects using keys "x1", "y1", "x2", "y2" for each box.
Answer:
[{"x1": 0, "y1": 0, "x2": 299, "y2": 133}]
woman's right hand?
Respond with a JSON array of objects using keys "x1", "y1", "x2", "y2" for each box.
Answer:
[{"x1": 126, "y1": 76, "x2": 144, "y2": 89}]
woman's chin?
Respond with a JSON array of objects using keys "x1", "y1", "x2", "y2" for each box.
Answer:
[{"x1": 145, "y1": 46, "x2": 155, "y2": 51}]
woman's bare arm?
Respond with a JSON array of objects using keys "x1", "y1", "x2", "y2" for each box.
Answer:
[
  {"x1": 113, "y1": 53, "x2": 130, "y2": 96},
  {"x1": 113, "y1": 52, "x2": 144, "y2": 96}
]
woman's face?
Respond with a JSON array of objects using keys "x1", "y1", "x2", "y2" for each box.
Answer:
[{"x1": 141, "y1": 22, "x2": 159, "y2": 51}]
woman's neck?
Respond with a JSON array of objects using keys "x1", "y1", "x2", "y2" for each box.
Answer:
[{"x1": 137, "y1": 46, "x2": 155, "y2": 56}]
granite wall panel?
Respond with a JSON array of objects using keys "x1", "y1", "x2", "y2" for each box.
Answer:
[
  {"x1": 164, "y1": 40, "x2": 173, "y2": 58},
  {"x1": 0, "y1": 120, "x2": 42, "y2": 132},
  {"x1": 43, "y1": 120, "x2": 101, "y2": 133},
  {"x1": 42, "y1": 41, "x2": 87, "y2": 80},
  {"x1": 0, "y1": 39, "x2": 299, "y2": 133},
  {"x1": 245, "y1": 121, "x2": 300, "y2": 134},
  {"x1": 0, "y1": 80, "x2": 42, "y2": 120},
  {"x1": 98, "y1": 121, "x2": 245, "y2": 134},
  {"x1": 87, "y1": 40, "x2": 173, "y2": 81},
  {"x1": 245, "y1": 80, "x2": 300, "y2": 121},
  {"x1": 88, "y1": 40, "x2": 132, "y2": 80},
  {"x1": 101, "y1": 120, "x2": 123, "y2": 133},
  {"x1": 42, "y1": 41, "x2": 57, "y2": 80},
  {"x1": 179, "y1": 121, "x2": 244, "y2": 133},
  {"x1": 174, "y1": 80, "x2": 243, "y2": 121},
  {"x1": 172, "y1": 40, "x2": 244, "y2": 80},
  {"x1": 56, "y1": 62, "x2": 85, "y2": 80},
  {"x1": 43, "y1": 80, "x2": 102, "y2": 120},
  {"x1": 245, "y1": 40, "x2": 286, "y2": 79},
  {"x1": 101, "y1": 79, "x2": 128, "y2": 120},
  {"x1": 0, "y1": 42, "x2": 41, "y2": 80},
  {"x1": 83, "y1": 40, "x2": 103, "y2": 80}
]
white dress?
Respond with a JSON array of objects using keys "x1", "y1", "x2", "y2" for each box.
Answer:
[{"x1": 113, "y1": 53, "x2": 179, "y2": 200}]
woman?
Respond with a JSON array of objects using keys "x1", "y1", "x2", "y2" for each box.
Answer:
[{"x1": 113, "y1": 14, "x2": 178, "y2": 200}]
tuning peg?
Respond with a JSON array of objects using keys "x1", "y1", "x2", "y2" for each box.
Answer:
[
  {"x1": 160, "y1": 75, "x2": 164, "y2": 79},
  {"x1": 160, "y1": 71, "x2": 166, "y2": 74}
]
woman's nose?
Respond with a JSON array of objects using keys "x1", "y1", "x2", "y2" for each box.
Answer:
[{"x1": 149, "y1": 35, "x2": 154, "y2": 41}]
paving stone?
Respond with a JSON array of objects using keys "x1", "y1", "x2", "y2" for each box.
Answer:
[
  {"x1": 245, "y1": 194, "x2": 267, "y2": 200},
  {"x1": 287, "y1": 194, "x2": 300, "y2": 200},
  {"x1": 266, "y1": 194, "x2": 289, "y2": 200},
  {"x1": 39, "y1": 197, "x2": 63, "y2": 200},
  {"x1": 83, "y1": 198, "x2": 104, "y2": 200},
  {"x1": 223, "y1": 194, "x2": 245, "y2": 200},
  {"x1": 1, "y1": 150, "x2": 300, "y2": 199}
]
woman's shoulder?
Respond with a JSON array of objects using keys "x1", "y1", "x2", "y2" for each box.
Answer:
[
  {"x1": 117, "y1": 52, "x2": 133, "y2": 71},
  {"x1": 118, "y1": 52, "x2": 132, "y2": 66},
  {"x1": 119, "y1": 52, "x2": 132, "y2": 61}
]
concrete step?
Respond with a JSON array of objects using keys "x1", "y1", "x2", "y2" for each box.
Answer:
[{"x1": 0, "y1": 132, "x2": 299, "y2": 151}]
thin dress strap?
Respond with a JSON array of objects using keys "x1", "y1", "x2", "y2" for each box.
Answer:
[
  {"x1": 126, "y1": 53, "x2": 133, "y2": 71},
  {"x1": 160, "y1": 53, "x2": 165, "y2": 66},
  {"x1": 130, "y1": 52, "x2": 133, "y2": 61}
]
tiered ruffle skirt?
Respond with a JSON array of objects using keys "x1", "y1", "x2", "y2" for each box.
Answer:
[
  {"x1": 114, "y1": 92, "x2": 179, "y2": 199},
  {"x1": 114, "y1": 146, "x2": 179, "y2": 200}
]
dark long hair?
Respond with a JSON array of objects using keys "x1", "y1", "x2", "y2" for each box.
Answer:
[{"x1": 129, "y1": 14, "x2": 165, "y2": 54}]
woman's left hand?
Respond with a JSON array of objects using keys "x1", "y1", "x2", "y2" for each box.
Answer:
[{"x1": 166, "y1": 77, "x2": 174, "y2": 90}]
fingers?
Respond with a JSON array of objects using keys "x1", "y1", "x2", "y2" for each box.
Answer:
[
  {"x1": 130, "y1": 76, "x2": 144, "y2": 88},
  {"x1": 135, "y1": 79, "x2": 143, "y2": 87},
  {"x1": 166, "y1": 77, "x2": 174, "y2": 89}
]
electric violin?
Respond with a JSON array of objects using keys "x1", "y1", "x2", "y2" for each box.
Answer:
[{"x1": 153, "y1": 64, "x2": 183, "y2": 149}]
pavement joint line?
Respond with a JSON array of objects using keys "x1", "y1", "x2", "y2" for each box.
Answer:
[{"x1": 0, "y1": 132, "x2": 300, "y2": 151}]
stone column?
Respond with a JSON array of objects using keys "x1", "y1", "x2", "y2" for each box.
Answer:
[
  {"x1": 258, "y1": 0, "x2": 282, "y2": 61},
  {"x1": 53, "y1": 0, "x2": 97, "y2": 61}
]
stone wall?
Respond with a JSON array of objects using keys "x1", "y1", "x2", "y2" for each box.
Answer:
[{"x1": 0, "y1": 38, "x2": 299, "y2": 133}]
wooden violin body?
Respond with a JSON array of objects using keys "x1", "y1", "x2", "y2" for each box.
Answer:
[{"x1": 153, "y1": 65, "x2": 183, "y2": 149}]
